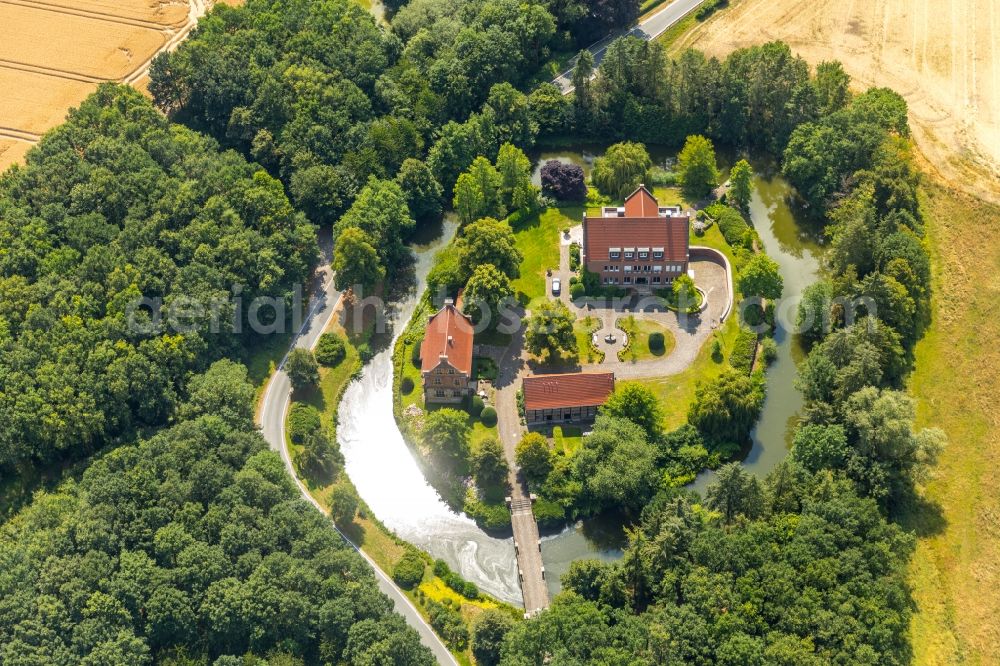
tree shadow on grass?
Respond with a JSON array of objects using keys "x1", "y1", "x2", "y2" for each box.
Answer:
[
  {"x1": 894, "y1": 487, "x2": 947, "y2": 539},
  {"x1": 291, "y1": 382, "x2": 327, "y2": 414}
]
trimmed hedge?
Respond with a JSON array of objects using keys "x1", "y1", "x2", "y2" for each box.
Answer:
[
  {"x1": 287, "y1": 403, "x2": 321, "y2": 444},
  {"x1": 706, "y1": 202, "x2": 752, "y2": 249},
  {"x1": 729, "y1": 327, "x2": 758, "y2": 373},
  {"x1": 315, "y1": 332, "x2": 347, "y2": 366},
  {"x1": 569, "y1": 243, "x2": 581, "y2": 271},
  {"x1": 392, "y1": 550, "x2": 426, "y2": 590},
  {"x1": 470, "y1": 395, "x2": 485, "y2": 418},
  {"x1": 480, "y1": 406, "x2": 497, "y2": 427},
  {"x1": 410, "y1": 336, "x2": 423, "y2": 367}
]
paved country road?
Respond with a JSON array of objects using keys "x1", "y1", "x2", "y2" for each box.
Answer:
[
  {"x1": 257, "y1": 264, "x2": 457, "y2": 666},
  {"x1": 551, "y1": 0, "x2": 706, "y2": 93}
]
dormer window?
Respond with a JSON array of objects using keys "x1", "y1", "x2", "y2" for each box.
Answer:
[
  {"x1": 624, "y1": 247, "x2": 635, "y2": 259},
  {"x1": 653, "y1": 247, "x2": 664, "y2": 259},
  {"x1": 609, "y1": 247, "x2": 621, "y2": 259}
]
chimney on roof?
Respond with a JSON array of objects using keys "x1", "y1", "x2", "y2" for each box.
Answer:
[
  {"x1": 444, "y1": 298, "x2": 454, "y2": 306},
  {"x1": 447, "y1": 335, "x2": 453, "y2": 345}
]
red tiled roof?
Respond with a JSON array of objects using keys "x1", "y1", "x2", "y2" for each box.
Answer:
[
  {"x1": 522, "y1": 372, "x2": 616, "y2": 411},
  {"x1": 584, "y1": 187, "x2": 689, "y2": 263},
  {"x1": 420, "y1": 303, "x2": 474, "y2": 375},
  {"x1": 623, "y1": 185, "x2": 659, "y2": 217}
]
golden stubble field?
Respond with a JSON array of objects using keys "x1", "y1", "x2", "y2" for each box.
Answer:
[
  {"x1": 0, "y1": 0, "x2": 203, "y2": 171},
  {"x1": 675, "y1": 0, "x2": 1000, "y2": 206},
  {"x1": 677, "y1": 1, "x2": 1000, "y2": 663}
]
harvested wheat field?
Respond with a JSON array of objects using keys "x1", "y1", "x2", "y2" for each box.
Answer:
[
  {"x1": 0, "y1": 0, "x2": 204, "y2": 171},
  {"x1": 674, "y1": 0, "x2": 1000, "y2": 205},
  {"x1": 16, "y1": 0, "x2": 191, "y2": 27},
  {"x1": 677, "y1": 1, "x2": 1000, "y2": 664}
]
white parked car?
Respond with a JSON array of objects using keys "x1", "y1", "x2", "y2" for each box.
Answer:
[{"x1": 551, "y1": 277, "x2": 561, "y2": 296}]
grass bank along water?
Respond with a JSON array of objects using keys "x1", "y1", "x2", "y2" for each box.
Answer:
[
  {"x1": 528, "y1": 146, "x2": 821, "y2": 592},
  {"x1": 384, "y1": 141, "x2": 813, "y2": 599},
  {"x1": 335, "y1": 216, "x2": 524, "y2": 606},
  {"x1": 689, "y1": 161, "x2": 822, "y2": 494}
]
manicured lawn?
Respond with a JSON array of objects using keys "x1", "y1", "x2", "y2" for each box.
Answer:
[
  {"x1": 551, "y1": 425, "x2": 583, "y2": 455},
  {"x1": 574, "y1": 316, "x2": 604, "y2": 364},
  {"x1": 470, "y1": 420, "x2": 499, "y2": 450},
  {"x1": 400, "y1": 347, "x2": 424, "y2": 411},
  {"x1": 651, "y1": 185, "x2": 686, "y2": 207},
  {"x1": 511, "y1": 205, "x2": 581, "y2": 309},
  {"x1": 617, "y1": 316, "x2": 677, "y2": 363},
  {"x1": 691, "y1": 220, "x2": 740, "y2": 271},
  {"x1": 641, "y1": 310, "x2": 739, "y2": 430}
]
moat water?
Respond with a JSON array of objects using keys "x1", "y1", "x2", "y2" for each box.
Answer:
[{"x1": 338, "y1": 146, "x2": 822, "y2": 605}]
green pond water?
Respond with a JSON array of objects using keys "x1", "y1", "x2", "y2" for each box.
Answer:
[
  {"x1": 337, "y1": 144, "x2": 824, "y2": 606},
  {"x1": 531, "y1": 146, "x2": 823, "y2": 595}
]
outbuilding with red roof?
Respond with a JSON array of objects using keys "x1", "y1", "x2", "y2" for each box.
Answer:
[{"x1": 522, "y1": 372, "x2": 616, "y2": 425}]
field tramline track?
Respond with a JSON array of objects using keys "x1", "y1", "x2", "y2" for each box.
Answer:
[
  {"x1": 0, "y1": 0, "x2": 185, "y2": 30},
  {"x1": 0, "y1": 0, "x2": 206, "y2": 146}
]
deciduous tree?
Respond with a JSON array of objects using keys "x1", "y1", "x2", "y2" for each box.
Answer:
[
  {"x1": 591, "y1": 141, "x2": 652, "y2": 200},
  {"x1": 601, "y1": 383, "x2": 663, "y2": 439},
  {"x1": 396, "y1": 158, "x2": 444, "y2": 224},
  {"x1": 525, "y1": 300, "x2": 578, "y2": 359},
  {"x1": 738, "y1": 254, "x2": 784, "y2": 301},
  {"x1": 688, "y1": 371, "x2": 766, "y2": 447},
  {"x1": 422, "y1": 409, "x2": 472, "y2": 463},
  {"x1": 286, "y1": 349, "x2": 320, "y2": 391},
  {"x1": 540, "y1": 160, "x2": 588, "y2": 201},
  {"x1": 515, "y1": 432, "x2": 553, "y2": 483},
  {"x1": 463, "y1": 264, "x2": 515, "y2": 327},
  {"x1": 470, "y1": 609, "x2": 515, "y2": 666},
  {"x1": 677, "y1": 134, "x2": 720, "y2": 200},
  {"x1": 457, "y1": 217, "x2": 523, "y2": 281},
  {"x1": 333, "y1": 227, "x2": 385, "y2": 292},
  {"x1": 472, "y1": 438, "x2": 510, "y2": 490},
  {"x1": 728, "y1": 159, "x2": 753, "y2": 211}
]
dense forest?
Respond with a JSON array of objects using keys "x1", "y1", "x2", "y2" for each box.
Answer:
[
  {"x1": 0, "y1": 360, "x2": 433, "y2": 664},
  {"x1": 489, "y1": 41, "x2": 942, "y2": 666},
  {"x1": 0, "y1": 85, "x2": 315, "y2": 479},
  {"x1": 0, "y1": 0, "x2": 944, "y2": 660}
]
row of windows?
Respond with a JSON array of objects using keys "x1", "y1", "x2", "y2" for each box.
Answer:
[
  {"x1": 610, "y1": 251, "x2": 663, "y2": 260},
  {"x1": 602, "y1": 264, "x2": 684, "y2": 273},
  {"x1": 604, "y1": 276, "x2": 672, "y2": 285},
  {"x1": 432, "y1": 378, "x2": 465, "y2": 386},
  {"x1": 434, "y1": 389, "x2": 464, "y2": 397}
]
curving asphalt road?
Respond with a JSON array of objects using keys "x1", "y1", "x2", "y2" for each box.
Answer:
[
  {"x1": 257, "y1": 264, "x2": 457, "y2": 666},
  {"x1": 551, "y1": 0, "x2": 706, "y2": 93}
]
